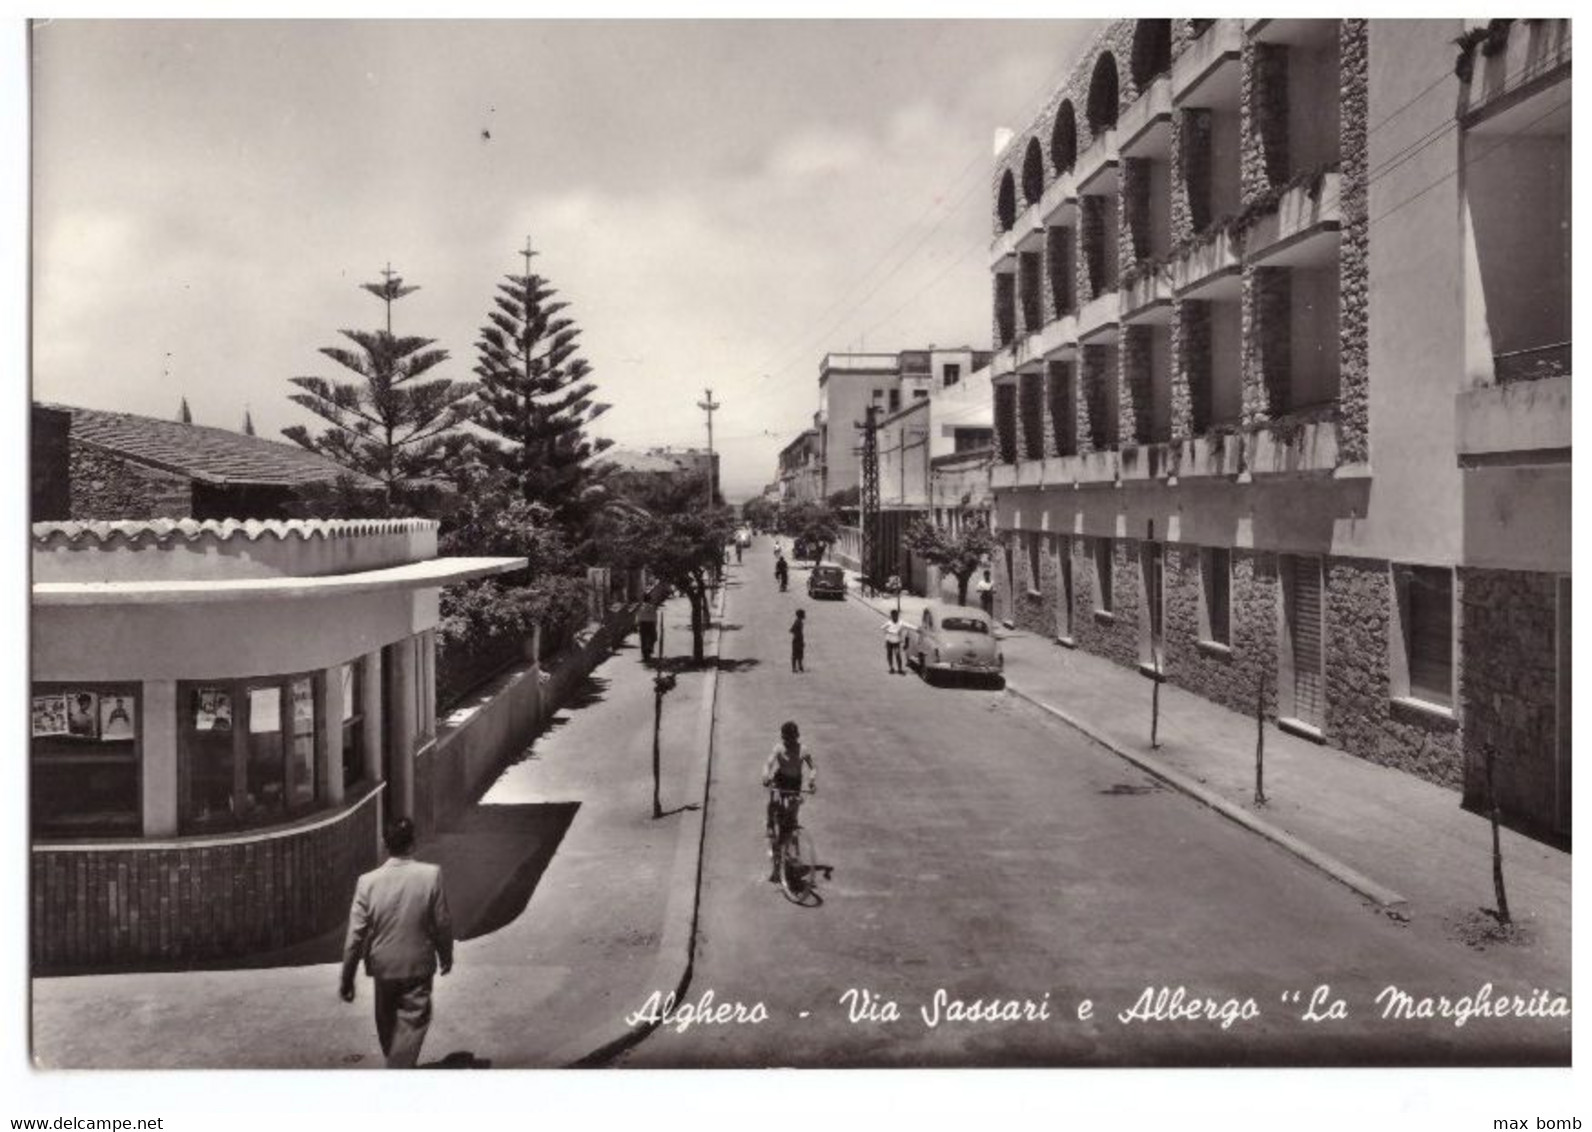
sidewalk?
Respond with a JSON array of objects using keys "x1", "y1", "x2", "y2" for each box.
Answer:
[
  {"x1": 841, "y1": 567, "x2": 1570, "y2": 985},
  {"x1": 31, "y1": 591, "x2": 724, "y2": 1069}
]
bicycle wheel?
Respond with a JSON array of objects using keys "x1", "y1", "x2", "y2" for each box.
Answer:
[{"x1": 780, "y1": 827, "x2": 819, "y2": 904}]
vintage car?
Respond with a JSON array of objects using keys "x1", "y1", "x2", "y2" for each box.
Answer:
[
  {"x1": 807, "y1": 563, "x2": 847, "y2": 600},
  {"x1": 902, "y1": 604, "x2": 1004, "y2": 686},
  {"x1": 735, "y1": 526, "x2": 752, "y2": 548}
]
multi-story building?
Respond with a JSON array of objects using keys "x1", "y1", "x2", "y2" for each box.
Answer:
[
  {"x1": 986, "y1": 19, "x2": 1569, "y2": 840},
  {"x1": 776, "y1": 429, "x2": 823, "y2": 506}
]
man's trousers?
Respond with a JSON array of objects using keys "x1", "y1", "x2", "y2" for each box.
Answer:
[{"x1": 374, "y1": 975, "x2": 434, "y2": 1068}]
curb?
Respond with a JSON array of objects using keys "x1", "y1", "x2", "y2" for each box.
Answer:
[
  {"x1": 556, "y1": 582, "x2": 728, "y2": 1067},
  {"x1": 848, "y1": 584, "x2": 1406, "y2": 912}
]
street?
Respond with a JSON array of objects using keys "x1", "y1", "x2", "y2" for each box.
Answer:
[{"x1": 621, "y1": 537, "x2": 1570, "y2": 1067}]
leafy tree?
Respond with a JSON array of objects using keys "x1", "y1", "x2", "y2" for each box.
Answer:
[
  {"x1": 905, "y1": 516, "x2": 999, "y2": 607},
  {"x1": 471, "y1": 241, "x2": 614, "y2": 532},
  {"x1": 283, "y1": 267, "x2": 478, "y2": 514},
  {"x1": 741, "y1": 495, "x2": 777, "y2": 533},
  {"x1": 786, "y1": 500, "x2": 841, "y2": 565},
  {"x1": 602, "y1": 472, "x2": 735, "y2": 665}
]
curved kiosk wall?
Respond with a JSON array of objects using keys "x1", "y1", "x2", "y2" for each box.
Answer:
[{"x1": 30, "y1": 519, "x2": 523, "y2": 970}]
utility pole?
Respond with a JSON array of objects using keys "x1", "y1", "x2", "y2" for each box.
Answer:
[
  {"x1": 697, "y1": 388, "x2": 720, "y2": 509},
  {"x1": 855, "y1": 403, "x2": 880, "y2": 591}
]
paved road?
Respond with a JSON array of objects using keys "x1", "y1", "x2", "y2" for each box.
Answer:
[{"x1": 620, "y1": 538, "x2": 1569, "y2": 1068}]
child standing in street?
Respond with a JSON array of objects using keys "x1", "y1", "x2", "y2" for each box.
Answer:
[
  {"x1": 789, "y1": 609, "x2": 806, "y2": 672},
  {"x1": 881, "y1": 608, "x2": 906, "y2": 674}
]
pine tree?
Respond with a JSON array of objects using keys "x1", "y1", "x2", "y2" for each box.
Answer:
[
  {"x1": 242, "y1": 407, "x2": 256, "y2": 436},
  {"x1": 178, "y1": 397, "x2": 193, "y2": 424},
  {"x1": 471, "y1": 239, "x2": 613, "y2": 529},
  {"x1": 283, "y1": 265, "x2": 477, "y2": 511}
]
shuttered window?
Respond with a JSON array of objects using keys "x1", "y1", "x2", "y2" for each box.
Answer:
[
  {"x1": 1289, "y1": 556, "x2": 1324, "y2": 727},
  {"x1": 1095, "y1": 538, "x2": 1114, "y2": 613},
  {"x1": 1403, "y1": 566, "x2": 1453, "y2": 708},
  {"x1": 1201, "y1": 547, "x2": 1231, "y2": 645}
]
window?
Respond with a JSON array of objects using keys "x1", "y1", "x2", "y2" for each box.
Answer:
[
  {"x1": 872, "y1": 388, "x2": 884, "y2": 400},
  {"x1": 1396, "y1": 565, "x2": 1453, "y2": 709},
  {"x1": 1094, "y1": 538, "x2": 1114, "y2": 613},
  {"x1": 1200, "y1": 547, "x2": 1232, "y2": 646},
  {"x1": 180, "y1": 671, "x2": 327, "y2": 833},
  {"x1": 31, "y1": 682, "x2": 141, "y2": 837},
  {"x1": 943, "y1": 364, "x2": 961, "y2": 388},
  {"x1": 1027, "y1": 532, "x2": 1043, "y2": 595},
  {"x1": 913, "y1": 389, "x2": 929, "y2": 399},
  {"x1": 889, "y1": 389, "x2": 901, "y2": 412},
  {"x1": 341, "y1": 660, "x2": 366, "y2": 789}
]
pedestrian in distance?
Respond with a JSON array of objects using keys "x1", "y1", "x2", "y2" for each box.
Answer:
[
  {"x1": 735, "y1": 541, "x2": 743, "y2": 564},
  {"x1": 775, "y1": 552, "x2": 789, "y2": 593},
  {"x1": 339, "y1": 817, "x2": 454, "y2": 1069},
  {"x1": 977, "y1": 568, "x2": 995, "y2": 619},
  {"x1": 790, "y1": 608, "x2": 806, "y2": 672},
  {"x1": 636, "y1": 597, "x2": 660, "y2": 664},
  {"x1": 881, "y1": 607, "x2": 906, "y2": 674}
]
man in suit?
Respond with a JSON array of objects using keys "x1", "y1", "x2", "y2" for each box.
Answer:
[{"x1": 339, "y1": 817, "x2": 454, "y2": 1068}]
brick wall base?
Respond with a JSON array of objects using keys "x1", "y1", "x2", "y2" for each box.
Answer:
[{"x1": 31, "y1": 789, "x2": 380, "y2": 972}]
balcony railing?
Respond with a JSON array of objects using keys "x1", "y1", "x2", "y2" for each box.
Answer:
[
  {"x1": 1118, "y1": 74, "x2": 1173, "y2": 159},
  {"x1": 1247, "y1": 172, "x2": 1341, "y2": 267},
  {"x1": 1494, "y1": 341, "x2": 1570, "y2": 385},
  {"x1": 1172, "y1": 18, "x2": 1242, "y2": 108},
  {"x1": 1245, "y1": 408, "x2": 1340, "y2": 477},
  {"x1": 1461, "y1": 19, "x2": 1571, "y2": 124},
  {"x1": 1171, "y1": 226, "x2": 1243, "y2": 299}
]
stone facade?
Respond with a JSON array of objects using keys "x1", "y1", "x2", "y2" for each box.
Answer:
[
  {"x1": 1243, "y1": 265, "x2": 1291, "y2": 422},
  {"x1": 1047, "y1": 361, "x2": 1076, "y2": 457},
  {"x1": 1047, "y1": 225, "x2": 1076, "y2": 318},
  {"x1": 1336, "y1": 19, "x2": 1371, "y2": 465},
  {"x1": 1080, "y1": 345, "x2": 1114, "y2": 452},
  {"x1": 1241, "y1": 40, "x2": 1290, "y2": 205},
  {"x1": 1459, "y1": 568, "x2": 1564, "y2": 835},
  {"x1": 1162, "y1": 546, "x2": 1279, "y2": 721},
  {"x1": 1019, "y1": 372, "x2": 1047, "y2": 459},
  {"x1": 1324, "y1": 557, "x2": 1462, "y2": 787},
  {"x1": 1081, "y1": 195, "x2": 1112, "y2": 300},
  {"x1": 1120, "y1": 326, "x2": 1155, "y2": 445},
  {"x1": 994, "y1": 383, "x2": 1018, "y2": 463},
  {"x1": 69, "y1": 442, "x2": 192, "y2": 521},
  {"x1": 1173, "y1": 299, "x2": 1210, "y2": 435}
]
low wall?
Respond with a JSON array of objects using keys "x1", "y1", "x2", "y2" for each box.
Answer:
[
  {"x1": 31, "y1": 784, "x2": 382, "y2": 972},
  {"x1": 418, "y1": 603, "x2": 639, "y2": 834}
]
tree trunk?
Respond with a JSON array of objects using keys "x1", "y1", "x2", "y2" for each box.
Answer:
[
  {"x1": 689, "y1": 585, "x2": 706, "y2": 665},
  {"x1": 1484, "y1": 742, "x2": 1511, "y2": 925},
  {"x1": 956, "y1": 572, "x2": 970, "y2": 607},
  {"x1": 652, "y1": 686, "x2": 663, "y2": 819},
  {"x1": 1254, "y1": 670, "x2": 1267, "y2": 806}
]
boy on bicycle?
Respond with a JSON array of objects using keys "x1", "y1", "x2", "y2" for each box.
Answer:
[{"x1": 762, "y1": 720, "x2": 816, "y2": 882}]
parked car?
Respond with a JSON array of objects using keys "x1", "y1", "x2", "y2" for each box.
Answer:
[
  {"x1": 807, "y1": 564, "x2": 847, "y2": 600},
  {"x1": 902, "y1": 604, "x2": 1003, "y2": 686}
]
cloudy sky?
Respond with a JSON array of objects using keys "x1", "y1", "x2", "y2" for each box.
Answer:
[{"x1": 32, "y1": 19, "x2": 1102, "y2": 499}]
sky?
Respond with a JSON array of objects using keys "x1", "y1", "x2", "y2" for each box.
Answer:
[{"x1": 30, "y1": 18, "x2": 1104, "y2": 500}]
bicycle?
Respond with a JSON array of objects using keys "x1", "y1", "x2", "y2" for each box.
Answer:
[{"x1": 766, "y1": 785, "x2": 830, "y2": 904}]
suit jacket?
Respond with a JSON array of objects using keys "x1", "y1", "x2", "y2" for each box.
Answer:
[{"x1": 341, "y1": 856, "x2": 454, "y2": 982}]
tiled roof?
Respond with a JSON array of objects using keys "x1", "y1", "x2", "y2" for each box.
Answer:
[
  {"x1": 43, "y1": 402, "x2": 381, "y2": 488},
  {"x1": 32, "y1": 517, "x2": 436, "y2": 549}
]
